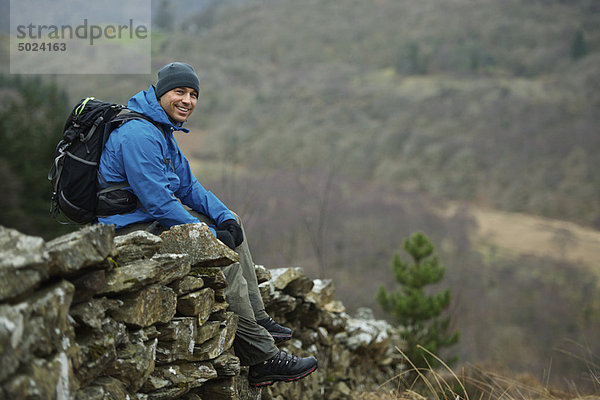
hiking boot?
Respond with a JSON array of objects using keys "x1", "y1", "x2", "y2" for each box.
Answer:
[
  {"x1": 248, "y1": 350, "x2": 318, "y2": 387},
  {"x1": 257, "y1": 317, "x2": 293, "y2": 341}
]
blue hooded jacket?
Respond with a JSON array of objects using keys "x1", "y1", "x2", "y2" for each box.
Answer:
[{"x1": 98, "y1": 86, "x2": 235, "y2": 234}]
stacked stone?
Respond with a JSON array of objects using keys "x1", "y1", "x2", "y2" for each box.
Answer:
[
  {"x1": 0, "y1": 223, "x2": 241, "y2": 399},
  {"x1": 1, "y1": 223, "x2": 405, "y2": 400},
  {"x1": 254, "y1": 268, "x2": 405, "y2": 400}
]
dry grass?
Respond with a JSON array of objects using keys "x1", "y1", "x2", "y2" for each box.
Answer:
[
  {"x1": 439, "y1": 203, "x2": 600, "y2": 277},
  {"x1": 354, "y1": 345, "x2": 600, "y2": 400}
]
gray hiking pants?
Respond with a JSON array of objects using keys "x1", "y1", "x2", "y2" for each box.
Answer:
[{"x1": 115, "y1": 211, "x2": 278, "y2": 366}]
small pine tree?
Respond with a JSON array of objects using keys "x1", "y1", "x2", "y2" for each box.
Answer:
[
  {"x1": 571, "y1": 29, "x2": 588, "y2": 60},
  {"x1": 154, "y1": 0, "x2": 175, "y2": 32},
  {"x1": 376, "y1": 232, "x2": 459, "y2": 371}
]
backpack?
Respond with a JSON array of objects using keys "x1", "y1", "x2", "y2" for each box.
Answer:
[{"x1": 48, "y1": 97, "x2": 162, "y2": 224}]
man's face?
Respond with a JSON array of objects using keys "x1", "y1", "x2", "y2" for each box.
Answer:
[{"x1": 158, "y1": 87, "x2": 198, "y2": 124}]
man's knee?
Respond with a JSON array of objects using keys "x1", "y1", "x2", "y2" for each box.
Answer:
[{"x1": 230, "y1": 211, "x2": 241, "y2": 224}]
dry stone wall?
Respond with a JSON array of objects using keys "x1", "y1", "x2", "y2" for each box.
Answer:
[{"x1": 0, "y1": 223, "x2": 404, "y2": 400}]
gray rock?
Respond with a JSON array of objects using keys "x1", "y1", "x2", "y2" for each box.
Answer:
[
  {"x1": 284, "y1": 275, "x2": 314, "y2": 298},
  {"x1": 46, "y1": 224, "x2": 115, "y2": 276},
  {"x1": 264, "y1": 289, "x2": 299, "y2": 317},
  {"x1": 1, "y1": 222, "x2": 409, "y2": 400},
  {"x1": 74, "y1": 331, "x2": 118, "y2": 386},
  {"x1": 323, "y1": 300, "x2": 346, "y2": 313},
  {"x1": 159, "y1": 223, "x2": 239, "y2": 267},
  {"x1": 286, "y1": 301, "x2": 321, "y2": 329},
  {"x1": 211, "y1": 300, "x2": 229, "y2": 314},
  {"x1": 1, "y1": 352, "x2": 75, "y2": 400},
  {"x1": 212, "y1": 352, "x2": 241, "y2": 377},
  {"x1": 329, "y1": 343, "x2": 351, "y2": 380},
  {"x1": 214, "y1": 288, "x2": 226, "y2": 302},
  {"x1": 109, "y1": 285, "x2": 177, "y2": 328},
  {"x1": 0, "y1": 280, "x2": 75, "y2": 382},
  {"x1": 131, "y1": 326, "x2": 160, "y2": 342},
  {"x1": 177, "y1": 288, "x2": 215, "y2": 323},
  {"x1": 305, "y1": 279, "x2": 335, "y2": 306},
  {"x1": 71, "y1": 269, "x2": 107, "y2": 304},
  {"x1": 190, "y1": 266, "x2": 228, "y2": 290},
  {"x1": 0, "y1": 226, "x2": 47, "y2": 268},
  {"x1": 208, "y1": 310, "x2": 230, "y2": 322},
  {"x1": 193, "y1": 312, "x2": 238, "y2": 361},
  {"x1": 0, "y1": 304, "x2": 24, "y2": 382},
  {"x1": 254, "y1": 264, "x2": 271, "y2": 284},
  {"x1": 0, "y1": 226, "x2": 48, "y2": 301},
  {"x1": 169, "y1": 275, "x2": 205, "y2": 296},
  {"x1": 236, "y1": 368, "x2": 262, "y2": 400},
  {"x1": 75, "y1": 376, "x2": 133, "y2": 400},
  {"x1": 143, "y1": 362, "x2": 217, "y2": 392},
  {"x1": 99, "y1": 253, "x2": 190, "y2": 295},
  {"x1": 319, "y1": 310, "x2": 348, "y2": 334},
  {"x1": 145, "y1": 385, "x2": 191, "y2": 400},
  {"x1": 269, "y1": 267, "x2": 312, "y2": 294},
  {"x1": 198, "y1": 377, "x2": 239, "y2": 400},
  {"x1": 157, "y1": 317, "x2": 197, "y2": 342},
  {"x1": 114, "y1": 230, "x2": 162, "y2": 264},
  {"x1": 345, "y1": 318, "x2": 394, "y2": 353},
  {"x1": 70, "y1": 297, "x2": 121, "y2": 330},
  {"x1": 155, "y1": 318, "x2": 197, "y2": 363},
  {"x1": 105, "y1": 338, "x2": 157, "y2": 392},
  {"x1": 258, "y1": 281, "x2": 272, "y2": 304},
  {"x1": 355, "y1": 307, "x2": 375, "y2": 320},
  {"x1": 195, "y1": 320, "x2": 221, "y2": 345}
]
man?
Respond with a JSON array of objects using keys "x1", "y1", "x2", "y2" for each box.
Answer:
[{"x1": 98, "y1": 62, "x2": 318, "y2": 387}]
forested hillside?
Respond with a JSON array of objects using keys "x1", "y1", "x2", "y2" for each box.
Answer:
[
  {"x1": 164, "y1": 0, "x2": 600, "y2": 389},
  {"x1": 175, "y1": 0, "x2": 600, "y2": 226},
  {"x1": 1, "y1": 0, "x2": 599, "y2": 392},
  {"x1": 165, "y1": 0, "x2": 600, "y2": 388}
]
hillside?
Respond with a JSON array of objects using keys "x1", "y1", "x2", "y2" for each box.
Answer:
[
  {"x1": 31, "y1": 0, "x2": 599, "y2": 228},
  {"x1": 1, "y1": 0, "x2": 599, "y2": 392},
  {"x1": 468, "y1": 206, "x2": 600, "y2": 273},
  {"x1": 171, "y1": 0, "x2": 600, "y2": 227}
]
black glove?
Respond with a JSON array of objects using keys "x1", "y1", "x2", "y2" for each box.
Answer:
[
  {"x1": 217, "y1": 219, "x2": 244, "y2": 247},
  {"x1": 216, "y1": 230, "x2": 236, "y2": 250}
]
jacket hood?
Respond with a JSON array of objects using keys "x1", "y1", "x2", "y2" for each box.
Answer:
[{"x1": 127, "y1": 85, "x2": 190, "y2": 133}]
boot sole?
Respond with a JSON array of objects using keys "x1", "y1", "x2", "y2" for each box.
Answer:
[{"x1": 249, "y1": 364, "x2": 318, "y2": 387}]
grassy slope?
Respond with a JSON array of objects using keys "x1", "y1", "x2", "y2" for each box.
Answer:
[
  {"x1": 469, "y1": 206, "x2": 600, "y2": 274},
  {"x1": 4, "y1": 0, "x2": 597, "y2": 388},
  {"x1": 434, "y1": 201, "x2": 600, "y2": 273},
  {"x1": 166, "y1": 2, "x2": 600, "y2": 387},
  {"x1": 171, "y1": 0, "x2": 600, "y2": 226}
]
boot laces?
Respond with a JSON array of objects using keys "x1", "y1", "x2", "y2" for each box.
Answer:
[{"x1": 267, "y1": 350, "x2": 298, "y2": 367}]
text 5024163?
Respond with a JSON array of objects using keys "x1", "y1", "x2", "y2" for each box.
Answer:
[{"x1": 17, "y1": 42, "x2": 67, "y2": 52}]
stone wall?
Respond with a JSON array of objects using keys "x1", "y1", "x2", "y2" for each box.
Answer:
[{"x1": 0, "y1": 223, "x2": 404, "y2": 400}]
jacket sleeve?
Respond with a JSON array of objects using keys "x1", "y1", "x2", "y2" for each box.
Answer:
[
  {"x1": 118, "y1": 121, "x2": 200, "y2": 228},
  {"x1": 172, "y1": 145, "x2": 236, "y2": 226}
]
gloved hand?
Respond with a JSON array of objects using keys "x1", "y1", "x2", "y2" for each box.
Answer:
[
  {"x1": 217, "y1": 219, "x2": 244, "y2": 247},
  {"x1": 216, "y1": 230, "x2": 236, "y2": 250}
]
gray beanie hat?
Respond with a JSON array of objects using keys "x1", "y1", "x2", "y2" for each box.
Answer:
[{"x1": 155, "y1": 62, "x2": 200, "y2": 98}]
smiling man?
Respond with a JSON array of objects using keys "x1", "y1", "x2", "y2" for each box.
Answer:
[{"x1": 97, "y1": 62, "x2": 318, "y2": 387}]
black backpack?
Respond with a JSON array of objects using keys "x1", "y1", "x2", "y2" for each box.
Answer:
[{"x1": 48, "y1": 97, "x2": 162, "y2": 224}]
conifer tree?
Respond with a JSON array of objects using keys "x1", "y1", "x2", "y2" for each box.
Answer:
[
  {"x1": 154, "y1": 0, "x2": 175, "y2": 32},
  {"x1": 571, "y1": 28, "x2": 588, "y2": 60},
  {"x1": 377, "y1": 232, "x2": 459, "y2": 371},
  {"x1": 0, "y1": 74, "x2": 73, "y2": 239}
]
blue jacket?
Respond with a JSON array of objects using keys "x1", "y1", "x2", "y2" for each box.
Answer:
[{"x1": 98, "y1": 86, "x2": 235, "y2": 234}]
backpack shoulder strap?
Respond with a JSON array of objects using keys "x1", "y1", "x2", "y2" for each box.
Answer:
[{"x1": 111, "y1": 110, "x2": 168, "y2": 137}]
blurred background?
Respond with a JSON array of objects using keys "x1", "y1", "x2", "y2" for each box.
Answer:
[{"x1": 1, "y1": 0, "x2": 599, "y2": 391}]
